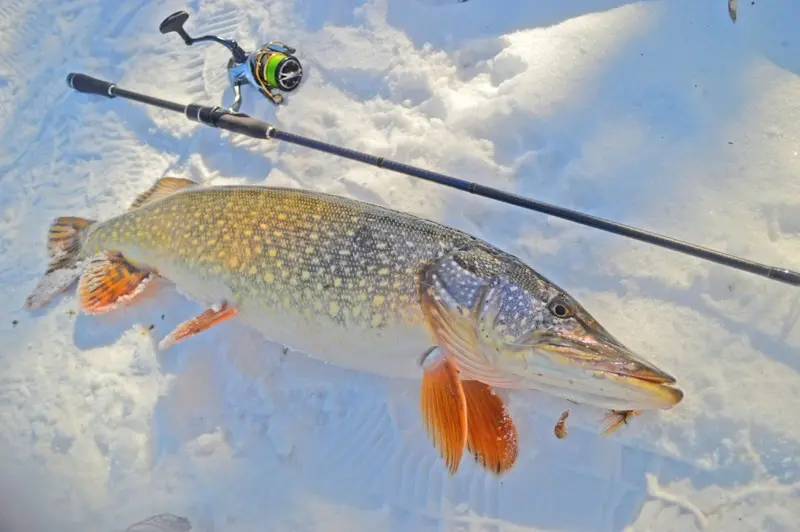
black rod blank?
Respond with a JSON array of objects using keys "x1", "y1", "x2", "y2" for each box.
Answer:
[{"x1": 65, "y1": 73, "x2": 800, "y2": 287}]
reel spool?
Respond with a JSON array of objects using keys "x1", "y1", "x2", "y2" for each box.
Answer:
[{"x1": 159, "y1": 10, "x2": 304, "y2": 111}]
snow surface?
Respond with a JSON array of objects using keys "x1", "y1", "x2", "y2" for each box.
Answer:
[{"x1": 1, "y1": 0, "x2": 799, "y2": 530}]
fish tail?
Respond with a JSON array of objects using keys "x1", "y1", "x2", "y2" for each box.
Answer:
[
  {"x1": 24, "y1": 176, "x2": 199, "y2": 314},
  {"x1": 24, "y1": 216, "x2": 96, "y2": 310}
]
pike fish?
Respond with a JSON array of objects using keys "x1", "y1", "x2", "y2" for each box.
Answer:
[{"x1": 24, "y1": 177, "x2": 683, "y2": 475}]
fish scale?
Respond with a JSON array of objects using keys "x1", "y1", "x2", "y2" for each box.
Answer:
[
  {"x1": 76, "y1": 185, "x2": 498, "y2": 380},
  {"x1": 25, "y1": 178, "x2": 684, "y2": 477},
  {"x1": 85, "y1": 186, "x2": 474, "y2": 325}
]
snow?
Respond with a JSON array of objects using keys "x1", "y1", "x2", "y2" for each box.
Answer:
[{"x1": 1, "y1": 0, "x2": 799, "y2": 530}]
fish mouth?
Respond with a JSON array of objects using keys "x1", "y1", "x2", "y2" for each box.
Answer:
[{"x1": 534, "y1": 330, "x2": 684, "y2": 409}]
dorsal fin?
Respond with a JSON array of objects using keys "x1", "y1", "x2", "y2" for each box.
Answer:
[{"x1": 129, "y1": 177, "x2": 199, "y2": 210}]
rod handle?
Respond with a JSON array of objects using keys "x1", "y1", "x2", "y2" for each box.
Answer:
[
  {"x1": 186, "y1": 105, "x2": 273, "y2": 139},
  {"x1": 66, "y1": 73, "x2": 116, "y2": 98},
  {"x1": 214, "y1": 112, "x2": 271, "y2": 138}
]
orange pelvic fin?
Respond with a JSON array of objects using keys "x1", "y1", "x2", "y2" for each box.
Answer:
[
  {"x1": 78, "y1": 252, "x2": 154, "y2": 314},
  {"x1": 159, "y1": 302, "x2": 238, "y2": 349},
  {"x1": 462, "y1": 380, "x2": 519, "y2": 475},
  {"x1": 420, "y1": 346, "x2": 468, "y2": 475}
]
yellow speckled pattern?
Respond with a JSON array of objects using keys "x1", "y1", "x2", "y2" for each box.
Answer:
[{"x1": 79, "y1": 185, "x2": 481, "y2": 330}]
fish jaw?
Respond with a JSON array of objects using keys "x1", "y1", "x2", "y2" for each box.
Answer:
[
  {"x1": 496, "y1": 342, "x2": 683, "y2": 411},
  {"x1": 487, "y1": 315, "x2": 684, "y2": 412},
  {"x1": 495, "y1": 323, "x2": 684, "y2": 411},
  {"x1": 446, "y1": 321, "x2": 683, "y2": 412}
]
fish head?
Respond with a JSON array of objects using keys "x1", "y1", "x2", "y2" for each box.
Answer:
[{"x1": 421, "y1": 246, "x2": 684, "y2": 412}]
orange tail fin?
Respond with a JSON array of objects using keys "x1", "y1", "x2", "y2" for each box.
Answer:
[{"x1": 24, "y1": 216, "x2": 96, "y2": 311}]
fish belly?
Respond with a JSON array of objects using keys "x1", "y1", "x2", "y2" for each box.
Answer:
[
  {"x1": 154, "y1": 258, "x2": 434, "y2": 380},
  {"x1": 238, "y1": 300, "x2": 434, "y2": 380}
]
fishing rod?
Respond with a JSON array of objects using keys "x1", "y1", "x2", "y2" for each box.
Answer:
[{"x1": 65, "y1": 72, "x2": 800, "y2": 288}]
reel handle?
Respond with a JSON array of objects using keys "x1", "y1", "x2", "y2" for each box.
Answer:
[
  {"x1": 158, "y1": 10, "x2": 247, "y2": 63},
  {"x1": 159, "y1": 11, "x2": 193, "y2": 45}
]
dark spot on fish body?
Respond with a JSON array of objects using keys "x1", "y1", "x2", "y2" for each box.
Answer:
[{"x1": 351, "y1": 224, "x2": 380, "y2": 254}]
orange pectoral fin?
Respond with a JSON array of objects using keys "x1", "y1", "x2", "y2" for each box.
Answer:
[
  {"x1": 420, "y1": 346, "x2": 468, "y2": 475},
  {"x1": 78, "y1": 252, "x2": 154, "y2": 314},
  {"x1": 462, "y1": 380, "x2": 518, "y2": 475},
  {"x1": 158, "y1": 302, "x2": 238, "y2": 350}
]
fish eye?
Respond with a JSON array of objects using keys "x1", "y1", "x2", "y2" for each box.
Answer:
[{"x1": 548, "y1": 298, "x2": 573, "y2": 319}]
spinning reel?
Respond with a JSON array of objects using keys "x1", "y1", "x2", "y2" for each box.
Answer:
[{"x1": 159, "y1": 10, "x2": 304, "y2": 111}]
